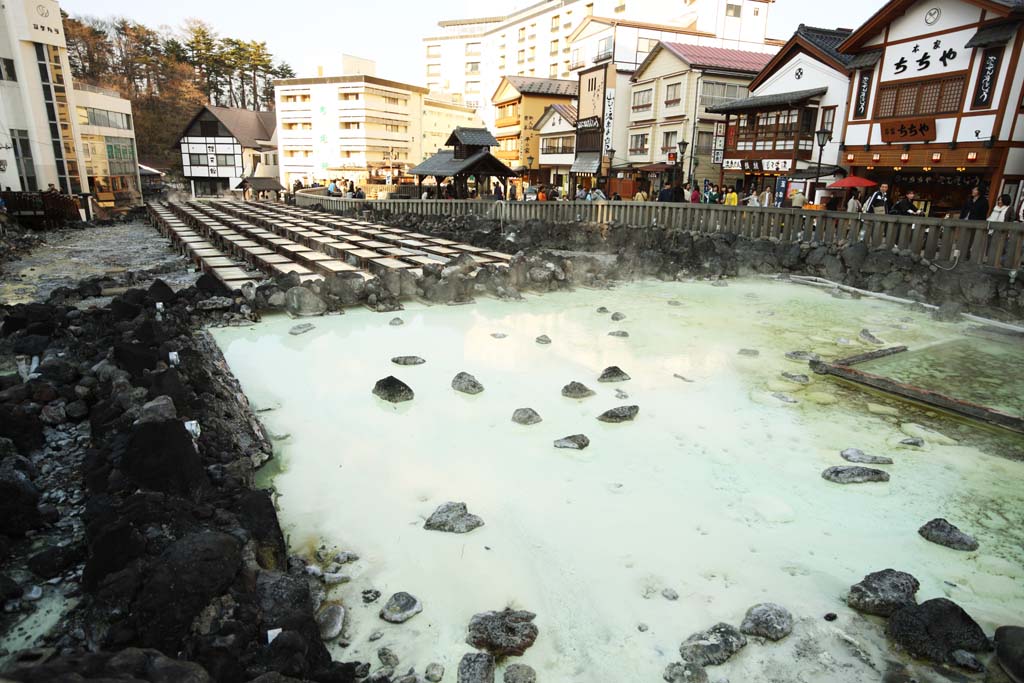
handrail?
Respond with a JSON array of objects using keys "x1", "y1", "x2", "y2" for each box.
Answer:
[{"x1": 292, "y1": 188, "x2": 1024, "y2": 272}]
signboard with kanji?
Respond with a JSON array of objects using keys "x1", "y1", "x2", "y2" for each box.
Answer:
[
  {"x1": 881, "y1": 28, "x2": 972, "y2": 82},
  {"x1": 971, "y1": 46, "x2": 1003, "y2": 109},
  {"x1": 880, "y1": 117, "x2": 937, "y2": 142}
]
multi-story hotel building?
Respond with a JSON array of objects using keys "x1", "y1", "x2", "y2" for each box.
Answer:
[
  {"x1": 274, "y1": 74, "x2": 480, "y2": 190},
  {"x1": 423, "y1": 0, "x2": 780, "y2": 127},
  {"x1": 0, "y1": 0, "x2": 140, "y2": 207}
]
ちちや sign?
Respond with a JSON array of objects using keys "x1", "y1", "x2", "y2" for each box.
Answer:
[{"x1": 880, "y1": 117, "x2": 937, "y2": 142}]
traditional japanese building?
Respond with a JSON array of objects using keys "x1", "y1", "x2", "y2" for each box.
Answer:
[
  {"x1": 175, "y1": 105, "x2": 277, "y2": 197},
  {"x1": 837, "y1": 0, "x2": 1024, "y2": 216},
  {"x1": 534, "y1": 103, "x2": 578, "y2": 194}
]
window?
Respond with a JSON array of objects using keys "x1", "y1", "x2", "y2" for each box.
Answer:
[
  {"x1": 528, "y1": 46, "x2": 535, "y2": 60},
  {"x1": 571, "y1": 49, "x2": 582, "y2": 68},
  {"x1": 499, "y1": 55, "x2": 506, "y2": 70},
  {"x1": 665, "y1": 82, "x2": 681, "y2": 104},
  {"x1": 189, "y1": 153, "x2": 206, "y2": 165},
  {"x1": 754, "y1": 7, "x2": 760, "y2": 16},
  {"x1": 637, "y1": 38, "x2": 657, "y2": 54},
  {"x1": 426, "y1": 45, "x2": 441, "y2": 58},
  {"x1": 631, "y1": 88, "x2": 653, "y2": 110},
  {"x1": 518, "y1": 50, "x2": 525, "y2": 64},
  {"x1": 550, "y1": 39, "x2": 559, "y2": 55},
  {"x1": 874, "y1": 76, "x2": 965, "y2": 118},
  {"x1": 820, "y1": 106, "x2": 836, "y2": 134},
  {"x1": 700, "y1": 81, "x2": 748, "y2": 108},
  {"x1": 519, "y1": 27, "x2": 526, "y2": 41},
  {"x1": 340, "y1": 93, "x2": 360, "y2": 101},
  {"x1": 549, "y1": 64, "x2": 558, "y2": 78},
  {"x1": 596, "y1": 36, "x2": 613, "y2": 61},
  {"x1": 662, "y1": 130, "x2": 678, "y2": 151},
  {"x1": 541, "y1": 135, "x2": 574, "y2": 155},
  {"x1": 551, "y1": 15, "x2": 560, "y2": 31},
  {"x1": 696, "y1": 130, "x2": 713, "y2": 154},
  {"x1": 726, "y1": 3, "x2": 741, "y2": 17},
  {"x1": 10, "y1": 129, "x2": 36, "y2": 191},
  {"x1": 466, "y1": 62, "x2": 480, "y2": 74},
  {"x1": 466, "y1": 81, "x2": 480, "y2": 94},
  {"x1": 340, "y1": 122, "x2": 362, "y2": 130},
  {"x1": 629, "y1": 133, "x2": 649, "y2": 154},
  {"x1": 465, "y1": 43, "x2": 481, "y2": 56},
  {"x1": 384, "y1": 96, "x2": 401, "y2": 105},
  {"x1": 216, "y1": 154, "x2": 235, "y2": 167},
  {"x1": 498, "y1": 102, "x2": 519, "y2": 119},
  {"x1": 199, "y1": 120, "x2": 220, "y2": 137},
  {"x1": 0, "y1": 58, "x2": 16, "y2": 81},
  {"x1": 384, "y1": 124, "x2": 406, "y2": 133},
  {"x1": 427, "y1": 64, "x2": 440, "y2": 77}
]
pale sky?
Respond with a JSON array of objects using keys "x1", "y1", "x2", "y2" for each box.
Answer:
[{"x1": 62, "y1": 0, "x2": 888, "y2": 85}]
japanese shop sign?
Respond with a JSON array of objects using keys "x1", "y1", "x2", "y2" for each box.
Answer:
[
  {"x1": 722, "y1": 159, "x2": 742, "y2": 170},
  {"x1": 881, "y1": 28, "x2": 972, "y2": 81},
  {"x1": 880, "y1": 117, "x2": 937, "y2": 142},
  {"x1": 971, "y1": 46, "x2": 1003, "y2": 109},
  {"x1": 853, "y1": 71, "x2": 873, "y2": 119},
  {"x1": 19, "y1": 0, "x2": 63, "y2": 46}
]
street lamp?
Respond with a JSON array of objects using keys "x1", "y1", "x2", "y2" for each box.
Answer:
[
  {"x1": 814, "y1": 128, "x2": 831, "y2": 203},
  {"x1": 676, "y1": 139, "x2": 689, "y2": 185}
]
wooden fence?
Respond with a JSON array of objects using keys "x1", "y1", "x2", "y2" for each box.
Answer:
[{"x1": 295, "y1": 189, "x2": 1024, "y2": 271}]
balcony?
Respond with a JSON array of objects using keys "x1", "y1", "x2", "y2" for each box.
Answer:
[
  {"x1": 569, "y1": 59, "x2": 584, "y2": 69},
  {"x1": 495, "y1": 149, "x2": 519, "y2": 161},
  {"x1": 628, "y1": 147, "x2": 649, "y2": 155},
  {"x1": 664, "y1": 98, "x2": 681, "y2": 107},
  {"x1": 594, "y1": 49, "x2": 613, "y2": 62},
  {"x1": 495, "y1": 115, "x2": 520, "y2": 128},
  {"x1": 541, "y1": 144, "x2": 575, "y2": 155}
]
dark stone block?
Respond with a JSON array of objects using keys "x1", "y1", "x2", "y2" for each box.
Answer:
[{"x1": 116, "y1": 420, "x2": 206, "y2": 496}]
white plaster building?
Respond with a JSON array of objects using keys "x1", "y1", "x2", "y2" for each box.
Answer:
[
  {"x1": 535, "y1": 102, "x2": 578, "y2": 191},
  {"x1": 175, "y1": 105, "x2": 277, "y2": 197}
]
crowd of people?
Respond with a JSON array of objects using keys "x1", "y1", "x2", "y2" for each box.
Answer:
[{"x1": 849, "y1": 183, "x2": 1022, "y2": 222}]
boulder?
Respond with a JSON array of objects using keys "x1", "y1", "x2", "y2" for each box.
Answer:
[
  {"x1": 598, "y1": 366, "x2": 630, "y2": 383},
  {"x1": 0, "y1": 458, "x2": 42, "y2": 536},
  {"x1": 147, "y1": 279, "x2": 177, "y2": 303},
  {"x1": 503, "y1": 663, "x2": 536, "y2": 683},
  {"x1": 392, "y1": 355, "x2": 426, "y2": 366},
  {"x1": 596, "y1": 307, "x2": 609, "y2": 313},
  {"x1": 554, "y1": 434, "x2": 589, "y2": 450},
  {"x1": 390, "y1": 317, "x2": 404, "y2": 326},
  {"x1": 135, "y1": 395, "x2": 177, "y2": 425},
  {"x1": 289, "y1": 323, "x2": 315, "y2": 336},
  {"x1": 284, "y1": 287, "x2": 327, "y2": 317},
  {"x1": 847, "y1": 569, "x2": 920, "y2": 616},
  {"x1": 918, "y1": 518, "x2": 979, "y2": 552},
  {"x1": 491, "y1": 333, "x2": 508, "y2": 339},
  {"x1": 781, "y1": 372, "x2": 809, "y2": 384},
  {"x1": 317, "y1": 603, "x2": 345, "y2": 641},
  {"x1": 512, "y1": 408, "x2": 542, "y2": 425},
  {"x1": 821, "y1": 466, "x2": 890, "y2": 484},
  {"x1": 663, "y1": 661, "x2": 708, "y2": 683},
  {"x1": 535, "y1": 335, "x2": 551, "y2": 345},
  {"x1": 561, "y1": 381, "x2": 595, "y2": 399},
  {"x1": 840, "y1": 448, "x2": 893, "y2": 465},
  {"x1": 996, "y1": 626, "x2": 1024, "y2": 683},
  {"x1": 373, "y1": 376, "x2": 414, "y2": 403},
  {"x1": 596, "y1": 405, "x2": 638, "y2": 423},
  {"x1": 611, "y1": 312, "x2": 626, "y2": 321},
  {"x1": 785, "y1": 351, "x2": 820, "y2": 362},
  {"x1": 739, "y1": 603, "x2": 793, "y2": 641},
  {"x1": 458, "y1": 652, "x2": 495, "y2": 683},
  {"x1": 886, "y1": 598, "x2": 991, "y2": 664},
  {"x1": 117, "y1": 420, "x2": 206, "y2": 495},
  {"x1": 380, "y1": 591, "x2": 423, "y2": 623},
  {"x1": 452, "y1": 372, "x2": 484, "y2": 395},
  {"x1": 466, "y1": 608, "x2": 538, "y2": 657},
  {"x1": 738, "y1": 348, "x2": 760, "y2": 357},
  {"x1": 859, "y1": 329, "x2": 884, "y2": 345},
  {"x1": 196, "y1": 296, "x2": 234, "y2": 311},
  {"x1": 425, "y1": 663, "x2": 445, "y2": 682},
  {"x1": 424, "y1": 502, "x2": 484, "y2": 533},
  {"x1": 608, "y1": 330, "x2": 629, "y2": 338},
  {"x1": 678, "y1": 622, "x2": 747, "y2": 666},
  {"x1": 28, "y1": 543, "x2": 84, "y2": 579}
]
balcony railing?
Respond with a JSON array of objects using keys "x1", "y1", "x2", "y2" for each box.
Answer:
[
  {"x1": 631, "y1": 104, "x2": 652, "y2": 112},
  {"x1": 628, "y1": 147, "x2": 649, "y2": 155},
  {"x1": 594, "y1": 49, "x2": 613, "y2": 62},
  {"x1": 495, "y1": 115, "x2": 520, "y2": 128},
  {"x1": 569, "y1": 59, "x2": 584, "y2": 69},
  {"x1": 664, "y1": 98, "x2": 681, "y2": 107},
  {"x1": 541, "y1": 145, "x2": 575, "y2": 155}
]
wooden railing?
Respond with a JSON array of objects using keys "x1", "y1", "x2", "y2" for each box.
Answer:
[{"x1": 295, "y1": 189, "x2": 1024, "y2": 271}]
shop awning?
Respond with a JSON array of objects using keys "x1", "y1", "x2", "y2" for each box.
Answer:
[
  {"x1": 570, "y1": 152, "x2": 602, "y2": 174},
  {"x1": 705, "y1": 87, "x2": 828, "y2": 114},
  {"x1": 636, "y1": 162, "x2": 674, "y2": 172},
  {"x1": 788, "y1": 164, "x2": 847, "y2": 180},
  {"x1": 966, "y1": 20, "x2": 1020, "y2": 48},
  {"x1": 847, "y1": 49, "x2": 883, "y2": 70}
]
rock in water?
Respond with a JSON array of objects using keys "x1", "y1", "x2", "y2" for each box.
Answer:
[
  {"x1": 424, "y1": 502, "x2": 484, "y2": 533},
  {"x1": 390, "y1": 317, "x2": 404, "y2": 326},
  {"x1": 740, "y1": 603, "x2": 793, "y2": 641},
  {"x1": 373, "y1": 376, "x2": 414, "y2": 403},
  {"x1": 859, "y1": 328, "x2": 884, "y2": 345},
  {"x1": 678, "y1": 622, "x2": 747, "y2": 666},
  {"x1": 918, "y1": 518, "x2": 979, "y2": 551},
  {"x1": 608, "y1": 330, "x2": 630, "y2": 337},
  {"x1": 289, "y1": 323, "x2": 315, "y2": 336},
  {"x1": 491, "y1": 333, "x2": 507, "y2": 339},
  {"x1": 996, "y1": 626, "x2": 1024, "y2": 683},
  {"x1": 512, "y1": 408, "x2": 543, "y2": 425},
  {"x1": 781, "y1": 372, "x2": 810, "y2": 384},
  {"x1": 466, "y1": 609, "x2": 539, "y2": 657},
  {"x1": 392, "y1": 355, "x2": 426, "y2": 366},
  {"x1": 380, "y1": 592, "x2": 423, "y2": 623},
  {"x1": 611, "y1": 312, "x2": 626, "y2": 321},
  {"x1": 317, "y1": 603, "x2": 345, "y2": 641},
  {"x1": 378, "y1": 646, "x2": 400, "y2": 668},
  {"x1": 901, "y1": 422, "x2": 957, "y2": 445},
  {"x1": 598, "y1": 366, "x2": 631, "y2": 382},
  {"x1": 425, "y1": 663, "x2": 445, "y2": 682},
  {"x1": 458, "y1": 652, "x2": 495, "y2": 683},
  {"x1": 663, "y1": 661, "x2": 709, "y2": 682},
  {"x1": 135, "y1": 395, "x2": 177, "y2": 425},
  {"x1": 847, "y1": 569, "x2": 920, "y2": 616},
  {"x1": 535, "y1": 334, "x2": 551, "y2": 345},
  {"x1": 503, "y1": 663, "x2": 537, "y2": 683},
  {"x1": 738, "y1": 348, "x2": 760, "y2": 357},
  {"x1": 771, "y1": 392, "x2": 799, "y2": 404},
  {"x1": 596, "y1": 307, "x2": 609, "y2": 314},
  {"x1": 554, "y1": 434, "x2": 590, "y2": 450},
  {"x1": 885, "y1": 598, "x2": 990, "y2": 664},
  {"x1": 452, "y1": 372, "x2": 484, "y2": 395},
  {"x1": 822, "y1": 466, "x2": 890, "y2": 484},
  {"x1": 900, "y1": 437, "x2": 925, "y2": 448},
  {"x1": 562, "y1": 381, "x2": 595, "y2": 399},
  {"x1": 668, "y1": 300, "x2": 683, "y2": 307},
  {"x1": 840, "y1": 448, "x2": 894, "y2": 465},
  {"x1": 284, "y1": 286, "x2": 327, "y2": 317},
  {"x1": 597, "y1": 405, "x2": 639, "y2": 423},
  {"x1": 785, "y1": 351, "x2": 821, "y2": 362}
]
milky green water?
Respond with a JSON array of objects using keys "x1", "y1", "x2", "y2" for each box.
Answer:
[{"x1": 212, "y1": 280, "x2": 1024, "y2": 682}]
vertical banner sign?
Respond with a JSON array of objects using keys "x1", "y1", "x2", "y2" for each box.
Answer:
[
  {"x1": 971, "y1": 46, "x2": 1002, "y2": 109},
  {"x1": 603, "y1": 89, "x2": 616, "y2": 153},
  {"x1": 773, "y1": 175, "x2": 787, "y2": 208},
  {"x1": 854, "y1": 71, "x2": 873, "y2": 119}
]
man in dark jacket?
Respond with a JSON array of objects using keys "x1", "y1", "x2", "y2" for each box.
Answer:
[
  {"x1": 891, "y1": 190, "x2": 921, "y2": 216},
  {"x1": 863, "y1": 183, "x2": 891, "y2": 214},
  {"x1": 960, "y1": 186, "x2": 988, "y2": 220}
]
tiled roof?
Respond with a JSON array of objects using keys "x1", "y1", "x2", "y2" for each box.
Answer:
[
  {"x1": 660, "y1": 43, "x2": 774, "y2": 73},
  {"x1": 847, "y1": 49, "x2": 883, "y2": 69},
  {"x1": 410, "y1": 149, "x2": 516, "y2": 177},
  {"x1": 550, "y1": 104, "x2": 578, "y2": 126},
  {"x1": 505, "y1": 76, "x2": 578, "y2": 97},
  {"x1": 445, "y1": 127, "x2": 499, "y2": 147},
  {"x1": 966, "y1": 19, "x2": 1021, "y2": 47},
  {"x1": 705, "y1": 87, "x2": 828, "y2": 114},
  {"x1": 206, "y1": 106, "x2": 276, "y2": 148},
  {"x1": 796, "y1": 25, "x2": 855, "y2": 66}
]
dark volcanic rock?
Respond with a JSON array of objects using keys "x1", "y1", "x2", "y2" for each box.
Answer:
[
  {"x1": 996, "y1": 626, "x2": 1024, "y2": 683},
  {"x1": 392, "y1": 355, "x2": 426, "y2": 366},
  {"x1": 738, "y1": 348, "x2": 760, "y2": 357},
  {"x1": 611, "y1": 312, "x2": 626, "y2": 321},
  {"x1": 466, "y1": 608, "x2": 539, "y2": 657},
  {"x1": 561, "y1": 381, "x2": 595, "y2": 399},
  {"x1": 373, "y1": 376, "x2": 414, "y2": 403},
  {"x1": 380, "y1": 591, "x2": 423, "y2": 623},
  {"x1": 27, "y1": 543, "x2": 84, "y2": 578},
  {"x1": 886, "y1": 598, "x2": 991, "y2": 664},
  {"x1": 535, "y1": 334, "x2": 551, "y2": 345},
  {"x1": 512, "y1": 408, "x2": 542, "y2": 425},
  {"x1": 678, "y1": 622, "x2": 747, "y2": 666},
  {"x1": 458, "y1": 652, "x2": 495, "y2": 683},
  {"x1": 608, "y1": 330, "x2": 629, "y2": 337},
  {"x1": 739, "y1": 603, "x2": 793, "y2": 641},
  {"x1": 918, "y1": 518, "x2": 979, "y2": 551},
  {"x1": 424, "y1": 502, "x2": 484, "y2": 533},
  {"x1": 0, "y1": 457, "x2": 42, "y2": 536},
  {"x1": 598, "y1": 366, "x2": 630, "y2": 383},
  {"x1": 840, "y1": 448, "x2": 894, "y2": 465},
  {"x1": 847, "y1": 569, "x2": 920, "y2": 617},
  {"x1": 452, "y1": 372, "x2": 484, "y2": 395},
  {"x1": 554, "y1": 434, "x2": 589, "y2": 450},
  {"x1": 821, "y1": 465, "x2": 890, "y2": 484},
  {"x1": 663, "y1": 661, "x2": 709, "y2": 682},
  {"x1": 596, "y1": 405, "x2": 639, "y2": 423},
  {"x1": 117, "y1": 420, "x2": 206, "y2": 495}
]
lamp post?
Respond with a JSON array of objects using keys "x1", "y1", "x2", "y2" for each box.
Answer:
[
  {"x1": 676, "y1": 139, "x2": 689, "y2": 187},
  {"x1": 607, "y1": 148, "x2": 615, "y2": 195},
  {"x1": 526, "y1": 155, "x2": 534, "y2": 191},
  {"x1": 814, "y1": 128, "x2": 831, "y2": 203}
]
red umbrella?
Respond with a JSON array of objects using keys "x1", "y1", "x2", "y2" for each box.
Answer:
[{"x1": 828, "y1": 175, "x2": 877, "y2": 189}]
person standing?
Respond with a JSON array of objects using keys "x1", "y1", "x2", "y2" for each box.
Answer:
[
  {"x1": 987, "y1": 194, "x2": 1011, "y2": 222},
  {"x1": 847, "y1": 192, "x2": 863, "y2": 213},
  {"x1": 537, "y1": 187, "x2": 547, "y2": 202},
  {"x1": 690, "y1": 185, "x2": 701, "y2": 203},
  {"x1": 790, "y1": 188, "x2": 806, "y2": 208},
  {"x1": 862, "y1": 183, "x2": 891, "y2": 214},
  {"x1": 724, "y1": 186, "x2": 738, "y2": 205},
  {"x1": 891, "y1": 190, "x2": 921, "y2": 216},
  {"x1": 758, "y1": 185, "x2": 773, "y2": 208},
  {"x1": 960, "y1": 186, "x2": 988, "y2": 220},
  {"x1": 634, "y1": 187, "x2": 649, "y2": 202}
]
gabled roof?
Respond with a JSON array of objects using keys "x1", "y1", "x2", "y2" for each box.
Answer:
[
  {"x1": 748, "y1": 25, "x2": 853, "y2": 91},
  {"x1": 207, "y1": 106, "x2": 276, "y2": 148},
  {"x1": 838, "y1": 0, "x2": 1024, "y2": 53},
  {"x1": 705, "y1": 86, "x2": 828, "y2": 114},
  {"x1": 444, "y1": 127, "x2": 499, "y2": 147},
  {"x1": 632, "y1": 42, "x2": 773, "y2": 81},
  {"x1": 502, "y1": 76, "x2": 579, "y2": 97},
  {"x1": 567, "y1": 15, "x2": 714, "y2": 44},
  {"x1": 534, "y1": 103, "x2": 578, "y2": 131},
  {"x1": 409, "y1": 149, "x2": 517, "y2": 178}
]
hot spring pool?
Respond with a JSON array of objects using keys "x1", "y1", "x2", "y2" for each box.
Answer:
[{"x1": 212, "y1": 279, "x2": 1024, "y2": 681}]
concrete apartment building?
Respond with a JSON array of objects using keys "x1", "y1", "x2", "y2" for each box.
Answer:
[
  {"x1": 0, "y1": 0, "x2": 141, "y2": 208},
  {"x1": 274, "y1": 72, "x2": 480, "y2": 189},
  {"x1": 491, "y1": 76, "x2": 578, "y2": 184},
  {"x1": 423, "y1": 0, "x2": 780, "y2": 127}
]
